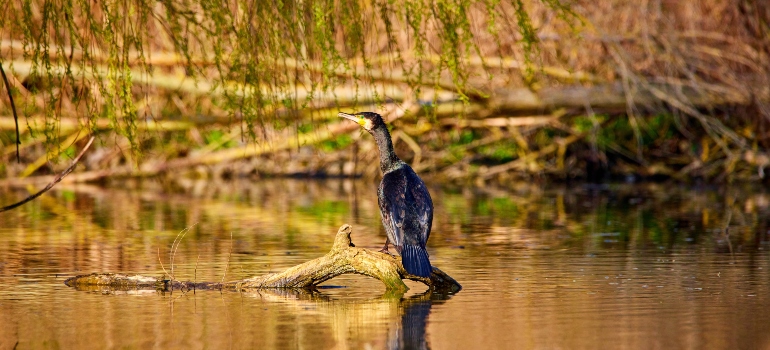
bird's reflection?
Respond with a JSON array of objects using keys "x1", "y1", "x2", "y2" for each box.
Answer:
[
  {"x1": 390, "y1": 297, "x2": 432, "y2": 350},
  {"x1": 384, "y1": 289, "x2": 454, "y2": 350},
  {"x1": 247, "y1": 286, "x2": 453, "y2": 350}
]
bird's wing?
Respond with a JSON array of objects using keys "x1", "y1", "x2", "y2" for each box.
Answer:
[
  {"x1": 379, "y1": 171, "x2": 407, "y2": 247},
  {"x1": 406, "y1": 169, "x2": 433, "y2": 243}
]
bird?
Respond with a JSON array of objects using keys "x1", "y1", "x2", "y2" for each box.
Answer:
[{"x1": 338, "y1": 111, "x2": 434, "y2": 277}]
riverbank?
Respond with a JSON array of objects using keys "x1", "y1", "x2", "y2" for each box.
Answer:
[{"x1": 1, "y1": 0, "x2": 768, "y2": 184}]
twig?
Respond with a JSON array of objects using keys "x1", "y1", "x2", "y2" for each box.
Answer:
[
  {"x1": 193, "y1": 254, "x2": 200, "y2": 293},
  {"x1": 221, "y1": 232, "x2": 233, "y2": 285},
  {"x1": 478, "y1": 116, "x2": 616, "y2": 179},
  {"x1": 170, "y1": 232, "x2": 183, "y2": 282},
  {"x1": 170, "y1": 223, "x2": 197, "y2": 281},
  {"x1": 9, "y1": 115, "x2": 367, "y2": 183},
  {"x1": 392, "y1": 130, "x2": 422, "y2": 168},
  {"x1": 723, "y1": 197, "x2": 735, "y2": 261},
  {"x1": 0, "y1": 61, "x2": 20, "y2": 163},
  {"x1": 19, "y1": 131, "x2": 90, "y2": 178},
  {"x1": 0, "y1": 136, "x2": 95, "y2": 213},
  {"x1": 158, "y1": 247, "x2": 170, "y2": 277},
  {"x1": 478, "y1": 133, "x2": 583, "y2": 179}
]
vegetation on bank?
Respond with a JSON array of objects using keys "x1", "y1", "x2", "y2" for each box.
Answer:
[{"x1": 0, "y1": 0, "x2": 768, "y2": 184}]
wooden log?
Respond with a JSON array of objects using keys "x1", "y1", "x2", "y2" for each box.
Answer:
[
  {"x1": 1, "y1": 60, "x2": 407, "y2": 105},
  {"x1": 64, "y1": 224, "x2": 462, "y2": 293},
  {"x1": 0, "y1": 117, "x2": 193, "y2": 132},
  {"x1": 488, "y1": 82, "x2": 769, "y2": 114}
]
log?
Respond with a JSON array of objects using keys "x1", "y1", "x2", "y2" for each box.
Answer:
[
  {"x1": 2, "y1": 60, "x2": 407, "y2": 105},
  {"x1": 488, "y1": 82, "x2": 770, "y2": 114},
  {"x1": 64, "y1": 224, "x2": 462, "y2": 293}
]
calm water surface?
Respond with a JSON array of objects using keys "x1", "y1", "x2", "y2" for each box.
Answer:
[{"x1": 1, "y1": 179, "x2": 769, "y2": 349}]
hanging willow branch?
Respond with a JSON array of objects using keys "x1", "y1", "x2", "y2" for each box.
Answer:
[
  {"x1": 0, "y1": 0, "x2": 563, "y2": 152},
  {"x1": 0, "y1": 62, "x2": 19, "y2": 163}
]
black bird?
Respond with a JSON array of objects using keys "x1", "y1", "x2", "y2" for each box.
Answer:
[{"x1": 339, "y1": 111, "x2": 434, "y2": 277}]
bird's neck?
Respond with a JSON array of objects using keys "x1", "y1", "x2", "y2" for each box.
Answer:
[{"x1": 371, "y1": 127, "x2": 402, "y2": 173}]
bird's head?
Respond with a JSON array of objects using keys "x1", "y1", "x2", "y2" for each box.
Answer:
[{"x1": 338, "y1": 112, "x2": 385, "y2": 133}]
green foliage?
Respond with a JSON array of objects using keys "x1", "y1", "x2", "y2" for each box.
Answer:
[
  {"x1": 475, "y1": 196, "x2": 520, "y2": 216},
  {"x1": 319, "y1": 134, "x2": 352, "y2": 152},
  {"x1": 204, "y1": 130, "x2": 225, "y2": 145},
  {"x1": 480, "y1": 142, "x2": 518, "y2": 162},
  {"x1": 296, "y1": 199, "x2": 349, "y2": 225},
  {"x1": 61, "y1": 189, "x2": 76, "y2": 202},
  {"x1": 593, "y1": 113, "x2": 678, "y2": 152},
  {"x1": 297, "y1": 123, "x2": 313, "y2": 134},
  {"x1": 2, "y1": 0, "x2": 577, "y2": 157},
  {"x1": 62, "y1": 145, "x2": 75, "y2": 159},
  {"x1": 510, "y1": 0, "x2": 538, "y2": 81},
  {"x1": 454, "y1": 129, "x2": 479, "y2": 144}
]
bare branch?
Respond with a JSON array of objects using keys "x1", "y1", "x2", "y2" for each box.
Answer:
[
  {"x1": 0, "y1": 136, "x2": 95, "y2": 212},
  {"x1": 0, "y1": 61, "x2": 20, "y2": 163}
]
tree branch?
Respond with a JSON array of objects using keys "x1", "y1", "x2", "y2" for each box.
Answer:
[
  {"x1": 0, "y1": 61, "x2": 20, "y2": 163},
  {"x1": 0, "y1": 136, "x2": 95, "y2": 212}
]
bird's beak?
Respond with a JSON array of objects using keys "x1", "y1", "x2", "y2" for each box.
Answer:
[{"x1": 338, "y1": 112, "x2": 359, "y2": 123}]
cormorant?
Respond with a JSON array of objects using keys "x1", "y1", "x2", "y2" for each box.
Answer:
[{"x1": 339, "y1": 111, "x2": 434, "y2": 277}]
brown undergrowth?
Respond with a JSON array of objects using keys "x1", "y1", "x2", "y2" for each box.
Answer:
[{"x1": 0, "y1": 0, "x2": 768, "y2": 184}]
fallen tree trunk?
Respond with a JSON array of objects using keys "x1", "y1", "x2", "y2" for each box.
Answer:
[
  {"x1": 64, "y1": 224, "x2": 462, "y2": 293},
  {"x1": 488, "y1": 82, "x2": 770, "y2": 114}
]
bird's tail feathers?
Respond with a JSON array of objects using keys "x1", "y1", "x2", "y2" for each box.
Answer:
[{"x1": 402, "y1": 244, "x2": 432, "y2": 277}]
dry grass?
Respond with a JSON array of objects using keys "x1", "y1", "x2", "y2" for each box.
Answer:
[{"x1": 0, "y1": 0, "x2": 768, "y2": 183}]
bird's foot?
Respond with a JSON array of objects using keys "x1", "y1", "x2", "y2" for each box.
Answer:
[{"x1": 378, "y1": 242, "x2": 394, "y2": 255}]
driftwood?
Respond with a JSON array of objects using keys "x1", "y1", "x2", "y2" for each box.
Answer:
[{"x1": 64, "y1": 224, "x2": 462, "y2": 293}]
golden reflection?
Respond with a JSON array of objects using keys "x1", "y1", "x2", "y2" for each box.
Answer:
[
  {"x1": 235, "y1": 288, "x2": 442, "y2": 350},
  {"x1": 51, "y1": 284, "x2": 444, "y2": 349},
  {"x1": 1, "y1": 181, "x2": 770, "y2": 348}
]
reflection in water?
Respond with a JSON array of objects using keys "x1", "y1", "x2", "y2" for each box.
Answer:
[
  {"x1": 67, "y1": 280, "x2": 444, "y2": 350},
  {"x1": 1, "y1": 180, "x2": 770, "y2": 348},
  {"x1": 68, "y1": 286, "x2": 444, "y2": 350},
  {"x1": 390, "y1": 293, "x2": 443, "y2": 350},
  {"x1": 396, "y1": 300, "x2": 430, "y2": 350}
]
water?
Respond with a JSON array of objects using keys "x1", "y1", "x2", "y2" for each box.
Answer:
[{"x1": 1, "y1": 179, "x2": 769, "y2": 349}]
